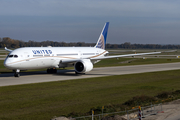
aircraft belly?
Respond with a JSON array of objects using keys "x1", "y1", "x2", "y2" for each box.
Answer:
[{"x1": 16, "y1": 58, "x2": 55, "y2": 70}]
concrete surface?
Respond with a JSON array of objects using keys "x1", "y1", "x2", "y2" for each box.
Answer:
[
  {"x1": 143, "y1": 99, "x2": 180, "y2": 120},
  {"x1": 1, "y1": 62, "x2": 180, "y2": 87}
]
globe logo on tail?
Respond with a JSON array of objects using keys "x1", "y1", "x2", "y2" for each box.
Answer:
[
  {"x1": 94, "y1": 22, "x2": 109, "y2": 50},
  {"x1": 96, "y1": 35, "x2": 105, "y2": 49}
]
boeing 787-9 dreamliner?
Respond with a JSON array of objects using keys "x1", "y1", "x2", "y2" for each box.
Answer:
[{"x1": 4, "y1": 22, "x2": 162, "y2": 77}]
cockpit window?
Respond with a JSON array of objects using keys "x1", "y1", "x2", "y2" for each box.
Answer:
[
  {"x1": 8, "y1": 55, "x2": 13, "y2": 58},
  {"x1": 14, "y1": 55, "x2": 18, "y2": 58},
  {"x1": 8, "y1": 54, "x2": 18, "y2": 58}
]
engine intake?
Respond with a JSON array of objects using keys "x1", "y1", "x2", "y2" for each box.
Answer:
[{"x1": 75, "y1": 59, "x2": 93, "y2": 73}]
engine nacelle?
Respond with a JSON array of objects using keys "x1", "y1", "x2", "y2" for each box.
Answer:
[{"x1": 75, "y1": 59, "x2": 93, "y2": 73}]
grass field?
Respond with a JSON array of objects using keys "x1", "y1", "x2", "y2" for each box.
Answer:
[{"x1": 1, "y1": 70, "x2": 180, "y2": 119}]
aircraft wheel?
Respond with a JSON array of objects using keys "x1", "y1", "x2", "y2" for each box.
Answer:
[
  {"x1": 53, "y1": 69, "x2": 57, "y2": 73},
  {"x1": 47, "y1": 69, "x2": 52, "y2": 74},
  {"x1": 47, "y1": 69, "x2": 50, "y2": 74},
  {"x1": 47, "y1": 68, "x2": 57, "y2": 74},
  {"x1": 14, "y1": 73, "x2": 20, "y2": 77}
]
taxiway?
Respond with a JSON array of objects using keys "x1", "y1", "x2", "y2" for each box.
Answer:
[{"x1": 1, "y1": 62, "x2": 180, "y2": 87}]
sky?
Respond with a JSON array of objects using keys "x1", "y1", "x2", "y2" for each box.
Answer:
[{"x1": 0, "y1": 0, "x2": 180, "y2": 44}]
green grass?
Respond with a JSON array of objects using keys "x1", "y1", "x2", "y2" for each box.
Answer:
[{"x1": 1, "y1": 70, "x2": 180, "y2": 119}]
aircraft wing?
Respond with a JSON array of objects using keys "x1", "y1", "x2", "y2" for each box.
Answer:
[
  {"x1": 49, "y1": 50, "x2": 176, "y2": 63},
  {"x1": 5, "y1": 47, "x2": 13, "y2": 52},
  {"x1": 60, "y1": 51, "x2": 162, "y2": 63},
  {"x1": 90, "y1": 51, "x2": 162, "y2": 60}
]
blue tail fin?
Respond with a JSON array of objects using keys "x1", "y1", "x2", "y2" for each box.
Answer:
[{"x1": 94, "y1": 22, "x2": 109, "y2": 49}]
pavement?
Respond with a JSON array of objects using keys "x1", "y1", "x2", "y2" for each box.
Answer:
[
  {"x1": 1, "y1": 62, "x2": 180, "y2": 87},
  {"x1": 143, "y1": 99, "x2": 180, "y2": 120}
]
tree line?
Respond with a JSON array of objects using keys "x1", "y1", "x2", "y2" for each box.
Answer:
[{"x1": 0, "y1": 37, "x2": 180, "y2": 49}]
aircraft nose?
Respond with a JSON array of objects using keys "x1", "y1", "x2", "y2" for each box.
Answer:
[{"x1": 4, "y1": 58, "x2": 12, "y2": 69}]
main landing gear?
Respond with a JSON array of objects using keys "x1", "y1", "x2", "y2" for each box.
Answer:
[
  {"x1": 47, "y1": 68, "x2": 57, "y2": 74},
  {"x1": 14, "y1": 69, "x2": 20, "y2": 77}
]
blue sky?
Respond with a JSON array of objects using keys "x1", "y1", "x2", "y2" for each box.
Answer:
[{"x1": 1, "y1": 0, "x2": 180, "y2": 44}]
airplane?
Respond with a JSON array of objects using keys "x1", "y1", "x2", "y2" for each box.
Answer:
[{"x1": 4, "y1": 22, "x2": 163, "y2": 77}]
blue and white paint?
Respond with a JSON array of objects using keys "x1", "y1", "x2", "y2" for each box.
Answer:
[
  {"x1": 95, "y1": 22, "x2": 109, "y2": 49},
  {"x1": 32, "y1": 50, "x2": 52, "y2": 54}
]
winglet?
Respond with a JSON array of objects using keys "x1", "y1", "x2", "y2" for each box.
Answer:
[
  {"x1": 94, "y1": 22, "x2": 109, "y2": 49},
  {"x1": 5, "y1": 47, "x2": 13, "y2": 52}
]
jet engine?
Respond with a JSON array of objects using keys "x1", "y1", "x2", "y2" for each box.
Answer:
[{"x1": 74, "y1": 59, "x2": 93, "y2": 73}]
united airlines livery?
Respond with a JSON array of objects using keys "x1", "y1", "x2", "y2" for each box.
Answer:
[{"x1": 4, "y1": 22, "x2": 162, "y2": 77}]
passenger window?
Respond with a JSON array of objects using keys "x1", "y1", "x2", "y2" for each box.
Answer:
[
  {"x1": 14, "y1": 55, "x2": 18, "y2": 58},
  {"x1": 8, "y1": 55, "x2": 13, "y2": 58}
]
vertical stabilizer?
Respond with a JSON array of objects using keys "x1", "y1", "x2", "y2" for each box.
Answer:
[{"x1": 94, "y1": 22, "x2": 109, "y2": 49}]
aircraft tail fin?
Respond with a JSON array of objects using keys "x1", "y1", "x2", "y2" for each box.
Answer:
[{"x1": 94, "y1": 22, "x2": 109, "y2": 49}]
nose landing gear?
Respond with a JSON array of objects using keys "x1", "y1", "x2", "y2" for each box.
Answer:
[{"x1": 13, "y1": 69, "x2": 20, "y2": 77}]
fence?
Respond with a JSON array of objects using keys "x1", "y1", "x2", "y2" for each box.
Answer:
[{"x1": 71, "y1": 103, "x2": 163, "y2": 120}]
